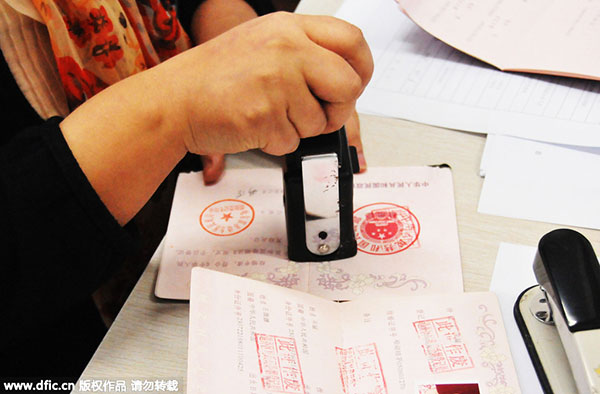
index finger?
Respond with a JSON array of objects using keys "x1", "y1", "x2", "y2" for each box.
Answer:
[{"x1": 297, "y1": 15, "x2": 374, "y2": 91}]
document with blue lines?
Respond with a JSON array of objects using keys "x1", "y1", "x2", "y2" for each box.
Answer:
[{"x1": 337, "y1": 0, "x2": 600, "y2": 147}]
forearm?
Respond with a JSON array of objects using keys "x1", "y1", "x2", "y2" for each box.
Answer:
[
  {"x1": 191, "y1": 0, "x2": 258, "y2": 43},
  {"x1": 59, "y1": 12, "x2": 372, "y2": 226},
  {"x1": 60, "y1": 68, "x2": 187, "y2": 226}
]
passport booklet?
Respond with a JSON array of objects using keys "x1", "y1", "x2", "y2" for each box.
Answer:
[
  {"x1": 187, "y1": 268, "x2": 520, "y2": 394},
  {"x1": 155, "y1": 166, "x2": 462, "y2": 300}
]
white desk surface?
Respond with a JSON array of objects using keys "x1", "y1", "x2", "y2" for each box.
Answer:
[{"x1": 75, "y1": 0, "x2": 600, "y2": 392}]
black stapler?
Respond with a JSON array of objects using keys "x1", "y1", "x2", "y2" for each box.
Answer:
[
  {"x1": 514, "y1": 229, "x2": 600, "y2": 393},
  {"x1": 283, "y1": 127, "x2": 359, "y2": 262}
]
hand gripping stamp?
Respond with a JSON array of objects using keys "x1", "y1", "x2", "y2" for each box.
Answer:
[
  {"x1": 514, "y1": 229, "x2": 600, "y2": 394},
  {"x1": 283, "y1": 127, "x2": 359, "y2": 262}
]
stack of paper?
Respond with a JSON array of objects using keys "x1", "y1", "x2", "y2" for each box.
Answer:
[{"x1": 335, "y1": 0, "x2": 600, "y2": 229}]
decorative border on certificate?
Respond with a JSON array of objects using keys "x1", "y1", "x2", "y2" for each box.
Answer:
[
  {"x1": 336, "y1": 343, "x2": 388, "y2": 394},
  {"x1": 413, "y1": 316, "x2": 475, "y2": 374},
  {"x1": 255, "y1": 334, "x2": 305, "y2": 394},
  {"x1": 476, "y1": 304, "x2": 516, "y2": 391},
  {"x1": 353, "y1": 202, "x2": 420, "y2": 255},
  {"x1": 199, "y1": 199, "x2": 255, "y2": 236}
]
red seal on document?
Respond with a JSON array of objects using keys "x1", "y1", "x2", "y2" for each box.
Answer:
[
  {"x1": 199, "y1": 199, "x2": 255, "y2": 236},
  {"x1": 413, "y1": 316, "x2": 474, "y2": 374},
  {"x1": 336, "y1": 343, "x2": 387, "y2": 394},
  {"x1": 255, "y1": 334, "x2": 305, "y2": 394},
  {"x1": 353, "y1": 202, "x2": 420, "y2": 255}
]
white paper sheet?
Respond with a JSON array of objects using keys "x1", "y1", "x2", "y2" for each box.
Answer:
[
  {"x1": 335, "y1": 0, "x2": 600, "y2": 147},
  {"x1": 155, "y1": 167, "x2": 463, "y2": 300},
  {"x1": 480, "y1": 134, "x2": 600, "y2": 177},
  {"x1": 478, "y1": 135, "x2": 600, "y2": 229},
  {"x1": 489, "y1": 242, "x2": 542, "y2": 394}
]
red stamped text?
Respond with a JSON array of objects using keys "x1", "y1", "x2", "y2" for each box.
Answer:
[
  {"x1": 413, "y1": 316, "x2": 474, "y2": 374},
  {"x1": 255, "y1": 334, "x2": 305, "y2": 394},
  {"x1": 336, "y1": 343, "x2": 388, "y2": 394}
]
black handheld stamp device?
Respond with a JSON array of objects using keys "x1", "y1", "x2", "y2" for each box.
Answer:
[{"x1": 283, "y1": 127, "x2": 359, "y2": 262}]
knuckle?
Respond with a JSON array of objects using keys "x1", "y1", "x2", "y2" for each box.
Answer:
[
  {"x1": 312, "y1": 113, "x2": 328, "y2": 136},
  {"x1": 325, "y1": 115, "x2": 345, "y2": 133},
  {"x1": 269, "y1": 11, "x2": 293, "y2": 23},
  {"x1": 297, "y1": 111, "x2": 327, "y2": 138},
  {"x1": 325, "y1": 106, "x2": 353, "y2": 133},
  {"x1": 297, "y1": 125, "x2": 317, "y2": 139},
  {"x1": 264, "y1": 34, "x2": 296, "y2": 53},
  {"x1": 264, "y1": 135, "x2": 299, "y2": 156},
  {"x1": 347, "y1": 74, "x2": 363, "y2": 99},
  {"x1": 258, "y1": 66, "x2": 287, "y2": 87},
  {"x1": 261, "y1": 13, "x2": 301, "y2": 50},
  {"x1": 345, "y1": 23, "x2": 366, "y2": 48},
  {"x1": 241, "y1": 100, "x2": 276, "y2": 129},
  {"x1": 313, "y1": 115, "x2": 328, "y2": 136},
  {"x1": 287, "y1": 136, "x2": 301, "y2": 153},
  {"x1": 327, "y1": 118, "x2": 345, "y2": 133}
]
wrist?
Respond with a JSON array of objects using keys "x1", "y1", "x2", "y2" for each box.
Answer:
[
  {"x1": 60, "y1": 69, "x2": 188, "y2": 224},
  {"x1": 134, "y1": 66, "x2": 190, "y2": 158}
]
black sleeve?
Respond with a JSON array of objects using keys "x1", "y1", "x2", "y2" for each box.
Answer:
[
  {"x1": 177, "y1": 0, "x2": 276, "y2": 38},
  {"x1": 0, "y1": 117, "x2": 137, "y2": 344}
]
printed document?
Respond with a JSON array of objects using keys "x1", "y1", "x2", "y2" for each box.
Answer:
[
  {"x1": 396, "y1": 0, "x2": 600, "y2": 80},
  {"x1": 187, "y1": 267, "x2": 521, "y2": 394},
  {"x1": 155, "y1": 167, "x2": 462, "y2": 300},
  {"x1": 335, "y1": 0, "x2": 600, "y2": 147}
]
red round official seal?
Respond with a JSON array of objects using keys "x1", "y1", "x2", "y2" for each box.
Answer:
[
  {"x1": 353, "y1": 202, "x2": 420, "y2": 255},
  {"x1": 200, "y1": 199, "x2": 255, "y2": 236}
]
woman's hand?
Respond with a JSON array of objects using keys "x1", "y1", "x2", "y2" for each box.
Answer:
[
  {"x1": 193, "y1": 6, "x2": 370, "y2": 183},
  {"x1": 163, "y1": 12, "x2": 373, "y2": 156},
  {"x1": 60, "y1": 12, "x2": 373, "y2": 224}
]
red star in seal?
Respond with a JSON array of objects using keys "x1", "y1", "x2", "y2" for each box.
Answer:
[{"x1": 221, "y1": 213, "x2": 233, "y2": 222}]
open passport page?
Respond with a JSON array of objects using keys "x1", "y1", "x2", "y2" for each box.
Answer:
[
  {"x1": 155, "y1": 166, "x2": 462, "y2": 300},
  {"x1": 187, "y1": 268, "x2": 521, "y2": 394}
]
